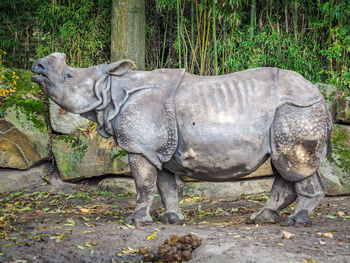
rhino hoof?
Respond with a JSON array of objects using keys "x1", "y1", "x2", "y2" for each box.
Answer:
[
  {"x1": 246, "y1": 208, "x2": 281, "y2": 224},
  {"x1": 160, "y1": 212, "x2": 183, "y2": 224},
  {"x1": 283, "y1": 210, "x2": 312, "y2": 227},
  {"x1": 124, "y1": 212, "x2": 153, "y2": 226}
]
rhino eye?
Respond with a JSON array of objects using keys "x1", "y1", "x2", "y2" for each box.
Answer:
[{"x1": 65, "y1": 73, "x2": 73, "y2": 80}]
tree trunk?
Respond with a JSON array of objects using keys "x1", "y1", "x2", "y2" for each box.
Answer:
[{"x1": 110, "y1": 0, "x2": 145, "y2": 70}]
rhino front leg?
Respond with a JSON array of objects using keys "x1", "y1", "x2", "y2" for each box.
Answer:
[
  {"x1": 248, "y1": 163, "x2": 297, "y2": 224},
  {"x1": 157, "y1": 169, "x2": 184, "y2": 223},
  {"x1": 286, "y1": 171, "x2": 325, "y2": 227},
  {"x1": 125, "y1": 153, "x2": 157, "y2": 226}
]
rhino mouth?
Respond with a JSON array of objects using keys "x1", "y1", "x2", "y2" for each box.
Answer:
[{"x1": 31, "y1": 64, "x2": 52, "y2": 88}]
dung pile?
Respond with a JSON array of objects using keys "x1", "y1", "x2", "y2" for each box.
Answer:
[{"x1": 141, "y1": 233, "x2": 202, "y2": 262}]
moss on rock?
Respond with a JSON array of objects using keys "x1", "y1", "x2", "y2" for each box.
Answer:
[{"x1": 52, "y1": 133, "x2": 130, "y2": 181}]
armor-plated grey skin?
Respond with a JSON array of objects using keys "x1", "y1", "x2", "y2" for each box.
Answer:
[{"x1": 31, "y1": 53, "x2": 332, "y2": 227}]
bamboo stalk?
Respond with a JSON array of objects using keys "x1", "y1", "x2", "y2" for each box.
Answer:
[
  {"x1": 212, "y1": 0, "x2": 218, "y2": 75},
  {"x1": 285, "y1": 5, "x2": 288, "y2": 33},
  {"x1": 160, "y1": 22, "x2": 167, "y2": 68},
  {"x1": 250, "y1": 0, "x2": 255, "y2": 41},
  {"x1": 183, "y1": 24, "x2": 200, "y2": 71},
  {"x1": 294, "y1": 0, "x2": 298, "y2": 41},
  {"x1": 177, "y1": 0, "x2": 181, "y2": 67}
]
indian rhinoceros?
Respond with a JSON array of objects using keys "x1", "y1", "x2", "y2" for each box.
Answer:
[{"x1": 31, "y1": 52, "x2": 332, "y2": 226}]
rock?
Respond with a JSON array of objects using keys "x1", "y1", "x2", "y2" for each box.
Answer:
[
  {"x1": 246, "y1": 159, "x2": 273, "y2": 178},
  {"x1": 52, "y1": 134, "x2": 130, "y2": 181},
  {"x1": 49, "y1": 99, "x2": 90, "y2": 134},
  {"x1": 190, "y1": 241, "x2": 320, "y2": 263},
  {"x1": 321, "y1": 159, "x2": 350, "y2": 196},
  {"x1": 332, "y1": 124, "x2": 350, "y2": 148},
  {"x1": 0, "y1": 162, "x2": 52, "y2": 192},
  {"x1": 183, "y1": 178, "x2": 273, "y2": 201},
  {"x1": 316, "y1": 83, "x2": 339, "y2": 117},
  {"x1": 0, "y1": 98, "x2": 50, "y2": 170},
  {"x1": 98, "y1": 177, "x2": 136, "y2": 195},
  {"x1": 336, "y1": 96, "x2": 350, "y2": 124},
  {"x1": 320, "y1": 124, "x2": 350, "y2": 196}
]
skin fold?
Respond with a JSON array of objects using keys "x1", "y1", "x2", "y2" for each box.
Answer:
[{"x1": 31, "y1": 53, "x2": 332, "y2": 226}]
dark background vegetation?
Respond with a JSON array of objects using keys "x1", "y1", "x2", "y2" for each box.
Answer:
[{"x1": 0, "y1": 0, "x2": 349, "y2": 90}]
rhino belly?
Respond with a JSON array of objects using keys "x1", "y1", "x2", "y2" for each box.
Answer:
[
  {"x1": 164, "y1": 70, "x2": 277, "y2": 181},
  {"x1": 164, "y1": 128, "x2": 271, "y2": 181}
]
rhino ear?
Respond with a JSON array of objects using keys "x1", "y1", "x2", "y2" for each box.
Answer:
[{"x1": 105, "y1": 59, "x2": 135, "y2": 76}]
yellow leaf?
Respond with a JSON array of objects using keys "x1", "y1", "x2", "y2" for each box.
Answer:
[
  {"x1": 337, "y1": 211, "x2": 345, "y2": 216},
  {"x1": 281, "y1": 231, "x2": 295, "y2": 239},
  {"x1": 2, "y1": 242, "x2": 13, "y2": 247},
  {"x1": 277, "y1": 243, "x2": 285, "y2": 246},
  {"x1": 80, "y1": 208, "x2": 89, "y2": 213},
  {"x1": 323, "y1": 232, "x2": 333, "y2": 239}
]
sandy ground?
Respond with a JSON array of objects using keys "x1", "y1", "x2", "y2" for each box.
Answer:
[{"x1": 0, "y1": 176, "x2": 349, "y2": 263}]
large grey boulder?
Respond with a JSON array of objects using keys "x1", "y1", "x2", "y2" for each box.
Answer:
[
  {"x1": 0, "y1": 97, "x2": 50, "y2": 170},
  {"x1": 320, "y1": 124, "x2": 350, "y2": 196},
  {"x1": 0, "y1": 162, "x2": 52, "y2": 192},
  {"x1": 51, "y1": 133, "x2": 130, "y2": 181},
  {"x1": 316, "y1": 83, "x2": 339, "y2": 117},
  {"x1": 182, "y1": 178, "x2": 274, "y2": 201},
  {"x1": 336, "y1": 96, "x2": 350, "y2": 124},
  {"x1": 320, "y1": 159, "x2": 350, "y2": 196},
  {"x1": 49, "y1": 99, "x2": 90, "y2": 134},
  {"x1": 98, "y1": 177, "x2": 136, "y2": 195}
]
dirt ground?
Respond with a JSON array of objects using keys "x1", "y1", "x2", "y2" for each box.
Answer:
[{"x1": 0, "y1": 175, "x2": 349, "y2": 263}]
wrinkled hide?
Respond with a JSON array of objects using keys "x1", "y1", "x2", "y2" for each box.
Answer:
[{"x1": 32, "y1": 53, "x2": 332, "y2": 227}]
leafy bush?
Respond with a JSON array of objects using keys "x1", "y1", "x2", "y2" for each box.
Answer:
[{"x1": 0, "y1": 0, "x2": 110, "y2": 68}]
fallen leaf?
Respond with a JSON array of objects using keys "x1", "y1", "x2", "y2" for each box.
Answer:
[
  {"x1": 277, "y1": 243, "x2": 285, "y2": 246},
  {"x1": 323, "y1": 232, "x2": 333, "y2": 239},
  {"x1": 337, "y1": 211, "x2": 345, "y2": 216},
  {"x1": 281, "y1": 231, "x2": 295, "y2": 239},
  {"x1": 76, "y1": 244, "x2": 85, "y2": 250},
  {"x1": 80, "y1": 208, "x2": 89, "y2": 213},
  {"x1": 2, "y1": 242, "x2": 13, "y2": 247},
  {"x1": 122, "y1": 247, "x2": 138, "y2": 255},
  {"x1": 65, "y1": 218, "x2": 76, "y2": 227}
]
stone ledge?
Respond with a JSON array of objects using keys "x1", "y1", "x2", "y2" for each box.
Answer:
[{"x1": 0, "y1": 162, "x2": 52, "y2": 192}]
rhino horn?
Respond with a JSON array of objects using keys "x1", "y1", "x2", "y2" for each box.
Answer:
[{"x1": 104, "y1": 59, "x2": 135, "y2": 76}]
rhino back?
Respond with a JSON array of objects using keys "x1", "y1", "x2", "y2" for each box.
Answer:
[
  {"x1": 171, "y1": 68, "x2": 278, "y2": 180},
  {"x1": 277, "y1": 69, "x2": 323, "y2": 106}
]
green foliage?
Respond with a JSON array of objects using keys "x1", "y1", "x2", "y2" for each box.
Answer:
[
  {"x1": 147, "y1": 0, "x2": 349, "y2": 91},
  {"x1": 0, "y1": 0, "x2": 349, "y2": 91},
  {"x1": 35, "y1": 0, "x2": 111, "y2": 67},
  {"x1": 331, "y1": 125, "x2": 350, "y2": 174},
  {"x1": 0, "y1": 0, "x2": 110, "y2": 68}
]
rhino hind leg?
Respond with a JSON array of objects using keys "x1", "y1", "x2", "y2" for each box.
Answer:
[
  {"x1": 247, "y1": 163, "x2": 297, "y2": 224},
  {"x1": 124, "y1": 154, "x2": 157, "y2": 226},
  {"x1": 284, "y1": 171, "x2": 324, "y2": 226},
  {"x1": 269, "y1": 102, "x2": 330, "y2": 226},
  {"x1": 157, "y1": 169, "x2": 184, "y2": 223}
]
